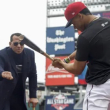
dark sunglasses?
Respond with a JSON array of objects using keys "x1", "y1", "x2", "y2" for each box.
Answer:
[{"x1": 13, "y1": 42, "x2": 24, "y2": 46}]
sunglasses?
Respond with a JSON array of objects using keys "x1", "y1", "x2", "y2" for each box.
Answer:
[{"x1": 13, "y1": 42, "x2": 24, "y2": 46}]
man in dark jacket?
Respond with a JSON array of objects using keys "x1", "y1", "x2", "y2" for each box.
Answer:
[{"x1": 0, "y1": 33, "x2": 38, "y2": 110}]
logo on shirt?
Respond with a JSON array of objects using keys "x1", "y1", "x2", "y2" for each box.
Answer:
[{"x1": 101, "y1": 21, "x2": 108, "y2": 27}]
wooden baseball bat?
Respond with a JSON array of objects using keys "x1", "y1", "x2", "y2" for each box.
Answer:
[
  {"x1": 19, "y1": 35, "x2": 53, "y2": 61},
  {"x1": 33, "y1": 107, "x2": 35, "y2": 110}
]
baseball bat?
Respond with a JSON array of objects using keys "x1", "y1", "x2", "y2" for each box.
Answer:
[
  {"x1": 19, "y1": 35, "x2": 53, "y2": 61},
  {"x1": 33, "y1": 107, "x2": 35, "y2": 110}
]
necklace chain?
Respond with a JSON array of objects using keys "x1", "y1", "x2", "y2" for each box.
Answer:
[{"x1": 92, "y1": 17, "x2": 99, "y2": 22}]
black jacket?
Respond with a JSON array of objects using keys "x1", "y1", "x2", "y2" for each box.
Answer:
[{"x1": 0, "y1": 47, "x2": 37, "y2": 110}]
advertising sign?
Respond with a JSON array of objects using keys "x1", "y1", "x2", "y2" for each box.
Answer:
[
  {"x1": 45, "y1": 94, "x2": 75, "y2": 110},
  {"x1": 78, "y1": 65, "x2": 88, "y2": 85},
  {"x1": 45, "y1": 56, "x2": 74, "y2": 86},
  {"x1": 46, "y1": 26, "x2": 75, "y2": 55},
  {"x1": 92, "y1": 12, "x2": 103, "y2": 17},
  {"x1": 93, "y1": 11, "x2": 110, "y2": 18}
]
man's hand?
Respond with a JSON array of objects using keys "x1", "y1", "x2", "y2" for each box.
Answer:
[
  {"x1": 1, "y1": 71, "x2": 13, "y2": 80},
  {"x1": 52, "y1": 58, "x2": 64, "y2": 68},
  {"x1": 28, "y1": 98, "x2": 38, "y2": 108}
]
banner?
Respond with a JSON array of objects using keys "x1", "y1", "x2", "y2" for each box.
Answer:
[
  {"x1": 45, "y1": 56, "x2": 74, "y2": 86},
  {"x1": 46, "y1": 26, "x2": 75, "y2": 55},
  {"x1": 78, "y1": 65, "x2": 88, "y2": 85},
  {"x1": 92, "y1": 11, "x2": 110, "y2": 18},
  {"x1": 45, "y1": 94, "x2": 75, "y2": 110}
]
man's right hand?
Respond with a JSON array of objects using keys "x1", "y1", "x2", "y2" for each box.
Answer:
[
  {"x1": 52, "y1": 58, "x2": 64, "y2": 68},
  {"x1": 1, "y1": 71, "x2": 13, "y2": 80}
]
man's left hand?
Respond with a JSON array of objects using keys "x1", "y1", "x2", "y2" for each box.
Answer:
[{"x1": 28, "y1": 98, "x2": 39, "y2": 108}]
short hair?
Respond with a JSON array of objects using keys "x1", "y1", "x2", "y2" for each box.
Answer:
[
  {"x1": 79, "y1": 8, "x2": 92, "y2": 15},
  {"x1": 10, "y1": 33, "x2": 22, "y2": 42}
]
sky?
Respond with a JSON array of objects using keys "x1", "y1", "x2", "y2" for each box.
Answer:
[
  {"x1": 0, "y1": 0, "x2": 47, "y2": 83},
  {"x1": 0, "y1": 0, "x2": 74, "y2": 83},
  {"x1": 0, "y1": 0, "x2": 107, "y2": 83}
]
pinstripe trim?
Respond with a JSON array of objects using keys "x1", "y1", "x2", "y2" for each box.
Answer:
[{"x1": 87, "y1": 85, "x2": 93, "y2": 110}]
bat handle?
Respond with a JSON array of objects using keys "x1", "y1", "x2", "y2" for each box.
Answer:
[
  {"x1": 49, "y1": 56, "x2": 54, "y2": 61},
  {"x1": 44, "y1": 53, "x2": 53, "y2": 61},
  {"x1": 33, "y1": 107, "x2": 35, "y2": 110}
]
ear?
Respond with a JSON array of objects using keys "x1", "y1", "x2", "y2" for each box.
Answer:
[
  {"x1": 78, "y1": 13, "x2": 83, "y2": 19},
  {"x1": 9, "y1": 42, "x2": 11, "y2": 47}
]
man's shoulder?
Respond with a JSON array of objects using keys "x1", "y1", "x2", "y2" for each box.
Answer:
[
  {"x1": 0, "y1": 47, "x2": 10, "y2": 59},
  {"x1": 80, "y1": 17, "x2": 110, "y2": 40},
  {"x1": 0, "y1": 47, "x2": 8, "y2": 54},
  {"x1": 24, "y1": 48, "x2": 34, "y2": 54}
]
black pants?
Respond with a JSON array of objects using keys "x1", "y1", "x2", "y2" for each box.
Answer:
[{"x1": 10, "y1": 95, "x2": 27, "y2": 110}]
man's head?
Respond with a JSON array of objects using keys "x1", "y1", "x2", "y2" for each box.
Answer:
[
  {"x1": 64, "y1": 2, "x2": 93, "y2": 31},
  {"x1": 9, "y1": 33, "x2": 24, "y2": 54}
]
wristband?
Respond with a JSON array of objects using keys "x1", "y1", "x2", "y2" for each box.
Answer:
[{"x1": 64, "y1": 57, "x2": 70, "y2": 63}]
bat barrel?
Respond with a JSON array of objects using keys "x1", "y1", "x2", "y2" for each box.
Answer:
[
  {"x1": 19, "y1": 35, "x2": 53, "y2": 61},
  {"x1": 33, "y1": 107, "x2": 35, "y2": 110}
]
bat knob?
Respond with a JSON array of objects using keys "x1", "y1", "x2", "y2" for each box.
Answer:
[{"x1": 19, "y1": 35, "x2": 25, "y2": 41}]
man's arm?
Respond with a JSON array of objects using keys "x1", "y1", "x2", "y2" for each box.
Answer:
[
  {"x1": 62, "y1": 59, "x2": 86, "y2": 75},
  {"x1": 28, "y1": 51, "x2": 37, "y2": 98},
  {"x1": 68, "y1": 50, "x2": 76, "y2": 61},
  {"x1": 64, "y1": 50, "x2": 76, "y2": 63},
  {"x1": 0, "y1": 56, "x2": 5, "y2": 80},
  {"x1": 0, "y1": 55, "x2": 13, "y2": 80},
  {"x1": 53, "y1": 35, "x2": 89, "y2": 75},
  {"x1": 28, "y1": 51, "x2": 38, "y2": 108},
  {"x1": 53, "y1": 58, "x2": 86, "y2": 75}
]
